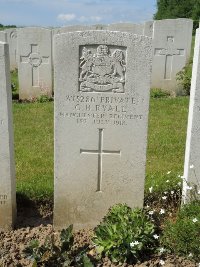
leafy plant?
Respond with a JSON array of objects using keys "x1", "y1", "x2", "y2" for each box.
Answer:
[
  {"x1": 150, "y1": 88, "x2": 170, "y2": 98},
  {"x1": 11, "y1": 68, "x2": 19, "y2": 99},
  {"x1": 24, "y1": 225, "x2": 73, "y2": 266},
  {"x1": 93, "y1": 204, "x2": 158, "y2": 264},
  {"x1": 161, "y1": 201, "x2": 200, "y2": 261},
  {"x1": 176, "y1": 59, "x2": 193, "y2": 95},
  {"x1": 36, "y1": 95, "x2": 53, "y2": 103},
  {"x1": 24, "y1": 224, "x2": 94, "y2": 267}
]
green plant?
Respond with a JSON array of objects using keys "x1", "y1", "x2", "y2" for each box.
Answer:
[
  {"x1": 161, "y1": 201, "x2": 200, "y2": 261},
  {"x1": 93, "y1": 204, "x2": 158, "y2": 264},
  {"x1": 24, "y1": 225, "x2": 74, "y2": 266},
  {"x1": 176, "y1": 59, "x2": 193, "y2": 95},
  {"x1": 36, "y1": 95, "x2": 53, "y2": 103},
  {"x1": 150, "y1": 88, "x2": 170, "y2": 98},
  {"x1": 11, "y1": 68, "x2": 19, "y2": 99},
  {"x1": 24, "y1": 225, "x2": 93, "y2": 267}
]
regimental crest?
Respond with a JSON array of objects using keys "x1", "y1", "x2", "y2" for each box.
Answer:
[{"x1": 79, "y1": 45, "x2": 126, "y2": 93}]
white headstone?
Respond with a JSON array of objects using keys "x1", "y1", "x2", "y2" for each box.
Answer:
[
  {"x1": 0, "y1": 41, "x2": 16, "y2": 230},
  {"x1": 54, "y1": 31, "x2": 152, "y2": 229},
  {"x1": 151, "y1": 19, "x2": 193, "y2": 94},
  {"x1": 0, "y1": 31, "x2": 7, "y2": 42},
  {"x1": 17, "y1": 27, "x2": 53, "y2": 100},
  {"x1": 183, "y1": 28, "x2": 200, "y2": 202},
  {"x1": 5, "y1": 28, "x2": 18, "y2": 70}
]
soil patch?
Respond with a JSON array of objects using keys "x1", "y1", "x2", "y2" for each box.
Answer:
[{"x1": 0, "y1": 199, "x2": 198, "y2": 267}]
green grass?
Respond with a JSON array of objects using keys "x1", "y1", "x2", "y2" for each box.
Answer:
[
  {"x1": 146, "y1": 96, "x2": 189, "y2": 192},
  {"x1": 13, "y1": 96, "x2": 189, "y2": 200},
  {"x1": 13, "y1": 102, "x2": 53, "y2": 199}
]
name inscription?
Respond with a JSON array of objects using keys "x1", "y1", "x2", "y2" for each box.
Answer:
[
  {"x1": 0, "y1": 194, "x2": 7, "y2": 205},
  {"x1": 59, "y1": 94, "x2": 144, "y2": 126}
]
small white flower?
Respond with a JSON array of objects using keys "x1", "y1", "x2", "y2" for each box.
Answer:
[
  {"x1": 171, "y1": 191, "x2": 174, "y2": 195},
  {"x1": 181, "y1": 175, "x2": 185, "y2": 179},
  {"x1": 162, "y1": 196, "x2": 167, "y2": 200},
  {"x1": 164, "y1": 191, "x2": 167, "y2": 194},
  {"x1": 148, "y1": 210, "x2": 154, "y2": 215},
  {"x1": 178, "y1": 174, "x2": 181, "y2": 178},
  {"x1": 192, "y1": 218, "x2": 198, "y2": 223},
  {"x1": 149, "y1": 186, "x2": 153, "y2": 193},
  {"x1": 167, "y1": 171, "x2": 171, "y2": 175},
  {"x1": 190, "y1": 164, "x2": 194, "y2": 169},
  {"x1": 188, "y1": 253, "x2": 193, "y2": 257},
  {"x1": 160, "y1": 259, "x2": 165, "y2": 265},
  {"x1": 130, "y1": 241, "x2": 139, "y2": 247},
  {"x1": 153, "y1": 234, "x2": 159, "y2": 239},
  {"x1": 159, "y1": 247, "x2": 165, "y2": 253},
  {"x1": 186, "y1": 185, "x2": 193, "y2": 190},
  {"x1": 160, "y1": 209, "x2": 165, "y2": 215},
  {"x1": 198, "y1": 190, "x2": 200, "y2": 195},
  {"x1": 146, "y1": 205, "x2": 150, "y2": 208},
  {"x1": 166, "y1": 180, "x2": 170, "y2": 183}
]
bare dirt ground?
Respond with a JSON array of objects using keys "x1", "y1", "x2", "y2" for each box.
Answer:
[{"x1": 0, "y1": 199, "x2": 198, "y2": 267}]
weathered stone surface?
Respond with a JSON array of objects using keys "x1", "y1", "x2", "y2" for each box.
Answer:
[
  {"x1": 54, "y1": 31, "x2": 152, "y2": 229},
  {"x1": 5, "y1": 28, "x2": 17, "y2": 70},
  {"x1": 17, "y1": 27, "x2": 52, "y2": 100},
  {"x1": 151, "y1": 19, "x2": 193, "y2": 94},
  {"x1": 0, "y1": 31, "x2": 7, "y2": 42},
  {"x1": 183, "y1": 28, "x2": 200, "y2": 203},
  {"x1": 0, "y1": 41, "x2": 16, "y2": 230}
]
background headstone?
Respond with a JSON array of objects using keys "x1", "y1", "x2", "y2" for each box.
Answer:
[
  {"x1": 183, "y1": 28, "x2": 200, "y2": 203},
  {"x1": 5, "y1": 28, "x2": 18, "y2": 70},
  {"x1": 107, "y1": 23, "x2": 144, "y2": 34},
  {"x1": 54, "y1": 25, "x2": 99, "y2": 35},
  {"x1": 151, "y1": 19, "x2": 193, "y2": 94},
  {"x1": 17, "y1": 27, "x2": 53, "y2": 100},
  {"x1": 0, "y1": 41, "x2": 16, "y2": 230},
  {"x1": 54, "y1": 31, "x2": 152, "y2": 229},
  {"x1": 0, "y1": 31, "x2": 7, "y2": 42}
]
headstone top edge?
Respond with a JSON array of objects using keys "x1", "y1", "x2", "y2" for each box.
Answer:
[
  {"x1": 154, "y1": 18, "x2": 193, "y2": 23},
  {"x1": 17, "y1": 27, "x2": 52, "y2": 32},
  {"x1": 54, "y1": 30, "x2": 152, "y2": 41}
]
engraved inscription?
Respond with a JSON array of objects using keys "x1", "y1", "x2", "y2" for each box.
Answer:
[
  {"x1": 10, "y1": 30, "x2": 17, "y2": 39},
  {"x1": 80, "y1": 128, "x2": 121, "y2": 192},
  {"x1": 60, "y1": 94, "x2": 144, "y2": 127},
  {"x1": 0, "y1": 55, "x2": 4, "y2": 65},
  {"x1": 154, "y1": 36, "x2": 185, "y2": 80},
  {"x1": 79, "y1": 45, "x2": 126, "y2": 93},
  {"x1": 0, "y1": 194, "x2": 7, "y2": 205}
]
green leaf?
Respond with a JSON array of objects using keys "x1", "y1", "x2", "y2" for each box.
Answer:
[
  {"x1": 83, "y1": 255, "x2": 94, "y2": 267},
  {"x1": 31, "y1": 260, "x2": 37, "y2": 267}
]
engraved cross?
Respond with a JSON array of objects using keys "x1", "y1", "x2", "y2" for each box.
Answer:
[
  {"x1": 80, "y1": 128, "x2": 121, "y2": 192},
  {"x1": 155, "y1": 37, "x2": 185, "y2": 79},
  {"x1": 20, "y1": 44, "x2": 49, "y2": 87}
]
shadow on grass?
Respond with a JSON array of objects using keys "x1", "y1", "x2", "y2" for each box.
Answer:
[
  {"x1": 16, "y1": 192, "x2": 53, "y2": 229},
  {"x1": 12, "y1": 92, "x2": 19, "y2": 101}
]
